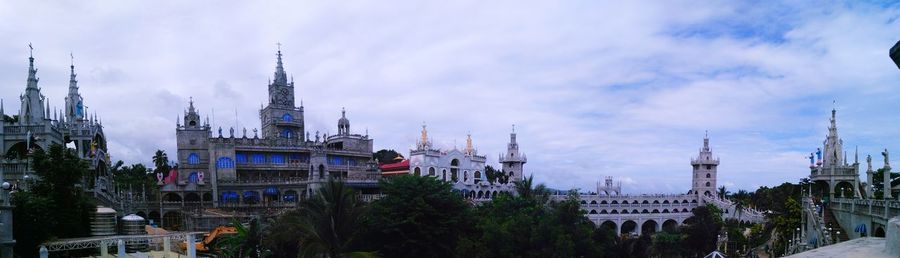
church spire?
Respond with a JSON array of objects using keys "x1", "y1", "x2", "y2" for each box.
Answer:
[
  {"x1": 26, "y1": 43, "x2": 38, "y2": 89},
  {"x1": 69, "y1": 52, "x2": 78, "y2": 90},
  {"x1": 273, "y1": 43, "x2": 288, "y2": 85}
]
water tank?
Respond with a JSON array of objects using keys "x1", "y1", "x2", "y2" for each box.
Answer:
[
  {"x1": 90, "y1": 207, "x2": 117, "y2": 236},
  {"x1": 120, "y1": 214, "x2": 148, "y2": 252}
]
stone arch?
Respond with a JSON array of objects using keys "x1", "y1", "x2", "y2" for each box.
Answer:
[
  {"x1": 601, "y1": 221, "x2": 617, "y2": 231},
  {"x1": 581, "y1": 200, "x2": 587, "y2": 204},
  {"x1": 641, "y1": 200, "x2": 649, "y2": 204},
  {"x1": 600, "y1": 209, "x2": 608, "y2": 214},
  {"x1": 874, "y1": 227, "x2": 886, "y2": 237},
  {"x1": 652, "y1": 209, "x2": 659, "y2": 213},
  {"x1": 653, "y1": 200, "x2": 660, "y2": 204},
  {"x1": 682, "y1": 208, "x2": 689, "y2": 212},
  {"x1": 691, "y1": 199, "x2": 698, "y2": 204},
  {"x1": 703, "y1": 190, "x2": 711, "y2": 196},
  {"x1": 163, "y1": 193, "x2": 182, "y2": 202},
  {"x1": 834, "y1": 181, "x2": 855, "y2": 198},
  {"x1": 442, "y1": 169, "x2": 447, "y2": 181},
  {"x1": 705, "y1": 182, "x2": 711, "y2": 187},
  {"x1": 641, "y1": 220, "x2": 659, "y2": 235},
  {"x1": 632, "y1": 209, "x2": 639, "y2": 214},
  {"x1": 589, "y1": 209, "x2": 598, "y2": 214},
  {"x1": 428, "y1": 167, "x2": 436, "y2": 176},
  {"x1": 611, "y1": 200, "x2": 619, "y2": 204},
  {"x1": 148, "y1": 211, "x2": 161, "y2": 226},
  {"x1": 662, "y1": 219, "x2": 679, "y2": 233},
  {"x1": 621, "y1": 220, "x2": 637, "y2": 235},
  {"x1": 706, "y1": 173, "x2": 711, "y2": 178},
  {"x1": 414, "y1": 167, "x2": 421, "y2": 176},
  {"x1": 590, "y1": 200, "x2": 598, "y2": 205},
  {"x1": 621, "y1": 209, "x2": 629, "y2": 214},
  {"x1": 662, "y1": 209, "x2": 670, "y2": 213},
  {"x1": 601, "y1": 200, "x2": 608, "y2": 204},
  {"x1": 162, "y1": 211, "x2": 183, "y2": 231},
  {"x1": 663, "y1": 200, "x2": 670, "y2": 204},
  {"x1": 474, "y1": 171, "x2": 482, "y2": 182},
  {"x1": 610, "y1": 210, "x2": 619, "y2": 214},
  {"x1": 185, "y1": 193, "x2": 201, "y2": 202},
  {"x1": 641, "y1": 209, "x2": 649, "y2": 214},
  {"x1": 318, "y1": 164, "x2": 325, "y2": 178}
]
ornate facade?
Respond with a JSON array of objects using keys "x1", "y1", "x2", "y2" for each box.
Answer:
[
  {"x1": 808, "y1": 108, "x2": 862, "y2": 199},
  {"x1": 0, "y1": 49, "x2": 111, "y2": 197},
  {"x1": 158, "y1": 48, "x2": 378, "y2": 229}
]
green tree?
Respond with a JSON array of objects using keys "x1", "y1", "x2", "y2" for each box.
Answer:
[
  {"x1": 373, "y1": 149, "x2": 403, "y2": 164},
  {"x1": 651, "y1": 231, "x2": 684, "y2": 258},
  {"x1": 152, "y1": 150, "x2": 171, "y2": 176},
  {"x1": 13, "y1": 144, "x2": 95, "y2": 257},
  {"x1": 681, "y1": 204, "x2": 723, "y2": 257},
  {"x1": 368, "y1": 175, "x2": 470, "y2": 258},
  {"x1": 296, "y1": 179, "x2": 373, "y2": 258},
  {"x1": 217, "y1": 218, "x2": 270, "y2": 258}
]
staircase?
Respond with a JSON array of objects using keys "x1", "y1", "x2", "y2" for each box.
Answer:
[{"x1": 822, "y1": 206, "x2": 850, "y2": 242}]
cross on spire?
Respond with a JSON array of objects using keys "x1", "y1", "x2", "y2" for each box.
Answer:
[{"x1": 28, "y1": 43, "x2": 33, "y2": 58}]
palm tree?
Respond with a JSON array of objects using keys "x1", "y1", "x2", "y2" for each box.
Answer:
[
  {"x1": 217, "y1": 217, "x2": 270, "y2": 258},
  {"x1": 151, "y1": 150, "x2": 170, "y2": 176},
  {"x1": 296, "y1": 179, "x2": 374, "y2": 258},
  {"x1": 717, "y1": 186, "x2": 730, "y2": 199},
  {"x1": 514, "y1": 175, "x2": 551, "y2": 204}
]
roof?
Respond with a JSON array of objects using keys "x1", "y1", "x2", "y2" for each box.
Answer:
[{"x1": 379, "y1": 159, "x2": 409, "y2": 171}]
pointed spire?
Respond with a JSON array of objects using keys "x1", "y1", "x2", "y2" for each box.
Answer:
[
  {"x1": 69, "y1": 52, "x2": 78, "y2": 90},
  {"x1": 26, "y1": 43, "x2": 38, "y2": 89},
  {"x1": 273, "y1": 42, "x2": 287, "y2": 85},
  {"x1": 703, "y1": 130, "x2": 710, "y2": 151},
  {"x1": 45, "y1": 99, "x2": 50, "y2": 119}
]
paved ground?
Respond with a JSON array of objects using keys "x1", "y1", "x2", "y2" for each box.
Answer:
[{"x1": 784, "y1": 237, "x2": 889, "y2": 258}]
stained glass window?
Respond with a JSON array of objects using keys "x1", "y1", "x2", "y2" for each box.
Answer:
[
  {"x1": 217, "y1": 157, "x2": 234, "y2": 168},
  {"x1": 187, "y1": 153, "x2": 200, "y2": 165}
]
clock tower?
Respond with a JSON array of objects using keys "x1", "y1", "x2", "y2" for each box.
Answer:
[{"x1": 260, "y1": 46, "x2": 304, "y2": 140}]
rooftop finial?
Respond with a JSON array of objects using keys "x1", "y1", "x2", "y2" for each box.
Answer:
[
  {"x1": 28, "y1": 43, "x2": 33, "y2": 58},
  {"x1": 512, "y1": 124, "x2": 516, "y2": 133},
  {"x1": 342, "y1": 107, "x2": 346, "y2": 117}
]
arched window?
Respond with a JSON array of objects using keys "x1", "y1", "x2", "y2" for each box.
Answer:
[
  {"x1": 272, "y1": 154, "x2": 285, "y2": 164},
  {"x1": 282, "y1": 128, "x2": 293, "y2": 138},
  {"x1": 235, "y1": 153, "x2": 248, "y2": 164},
  {"x1": 252, "y1": 154, "x2": 265, "y2": 164},
  {"x1": 705, "y1": 182, "x2": 711, "y2": 187},
  {"x1": 706, "y1": 173, "x2": 711, "y2": 178},
  {"x1": 282, "y1": 113, "x2": 293, "y2": 122},
  {"x1": 474, "y1": 171, "x2": 482, "y2": 182},
  {"x1": 187, "y1": 153, "x2": 200, "y2": 165},
  {"x1": 442, "y1": 170, "x2": 447, "y2": 181},
  {"x1": 428, "y1": 167, "x2": 435, "y2": 176},
  {"x1": 217, "y1": 157, "x2": 234, "y2": 168},
  {"x1": 188, "y1": 172, "x2": 199, "y2": 183},
  {"x1": 414, "y1": 167, "x2": 421, "y2": 176}
]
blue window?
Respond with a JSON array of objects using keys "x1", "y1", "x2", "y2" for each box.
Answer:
[
  {"x1": 188, "y1": 172, "x2": 199, "y2": 183},
  {"x1": 282, "y1": 128, "x2": 293, "y2": 138},
  {"x1": 252, "y1": 154, "x2": 265, "y2": 164},
  {"x1": 235, "y1": 153, "x2": 248, "y2": 164},
  {"x1": 187, "y1": 153, "x2": 200, "y2": 165},
  {"x1": 217, "y1": 157, "x2": 234, "y2": 168},
  {"x1": 282, "y1": 113, "x2": 293, "y2": 122},
  {"x1": 272, "y1": 154, "x2": 285, "y2": 164}
]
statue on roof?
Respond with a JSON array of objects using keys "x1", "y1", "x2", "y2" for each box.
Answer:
[{"x1": 883, "y1": 149, "x2": 890, "y2": 168}]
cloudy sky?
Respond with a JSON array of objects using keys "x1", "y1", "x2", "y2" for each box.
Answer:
[{"x1": 1, "y1": 1, "x2": 899, "y2": 194}]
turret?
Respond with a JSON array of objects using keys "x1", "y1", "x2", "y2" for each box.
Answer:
[
  {"x1": 65, "y1": 53, "x2": 85, "y2": 123},
  {"x1": 691, "y1": 131, "x2": 719, "y2": 197},
  {"x1": 500, "y1": 125, "x2": 526, "y2": 183},
  {"x1": 338, "y1": 108, "x2": 350, "y2": 135}
]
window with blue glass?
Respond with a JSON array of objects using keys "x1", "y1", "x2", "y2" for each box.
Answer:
[
  {"x1": 282, "y1": 113, "x2": 293, "y2": 122},
  {"x1": 272, "y1": 154, "x2": 285, "y2": 164},
  {"x1": 282, "y1": 128, "x2": 293, "y2": 138},
  {"x1": 252, "y1": 153, "x2": 266, "y2": 164},
  {"x1": 328, "y1": 156, "x2": 344, "y2": 166},
  {"x1": 217, "y1": 157, "x2": 234, "y2": 168},
  {"x1": 187, "y1": 153, "x2": 200, "y2": 165},
  {"x1": 235, "y1": 153, "x2": 248, "y2": 164},
  {"x1": 188, "y1": 172, "x2": 199, "y2": 183}
]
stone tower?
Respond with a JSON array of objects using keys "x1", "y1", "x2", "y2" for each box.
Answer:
[
  {"x1": 176, "y1": 98, "x2": 212, "y2": 181},
  {"x1": 691, "y1": 132, "x2": 719, "y2": 197},
  {"x1": 260, "y1": 46, "x2": 304, "y2": 140},
  {"x1": 500, "y1": 125, "x2": 526, "y2": 183}
]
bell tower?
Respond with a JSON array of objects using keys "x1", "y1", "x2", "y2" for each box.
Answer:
[
  {"x1": 691, "y1": 132, "x2": 719, "y2": 197},
  {"x1": 500, "y1": 125, "x2": 526, "y2": 183},
  {"x1": 259, "y1": 44, "x2": 304, "y2": 140}
]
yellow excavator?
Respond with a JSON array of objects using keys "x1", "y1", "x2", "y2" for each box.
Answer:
[{"x1": 180, "y1": 226, "x2": 237, "y2": 252}]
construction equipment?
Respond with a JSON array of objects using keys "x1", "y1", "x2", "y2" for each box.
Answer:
[{"x1": 179, "y1": 226, "x2": 237, "y2": 252}]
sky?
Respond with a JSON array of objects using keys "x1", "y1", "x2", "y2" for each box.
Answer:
[{"x1": 1, "y1": 1, "x2": 899, "y2": 194}]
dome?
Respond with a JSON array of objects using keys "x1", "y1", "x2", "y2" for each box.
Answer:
[
  {"x1": 121, "y1": 214, "x2": 145, "y2": 221},
  {"x1": 96, "y1": 206, "x2": 117, "y2": 214}
]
